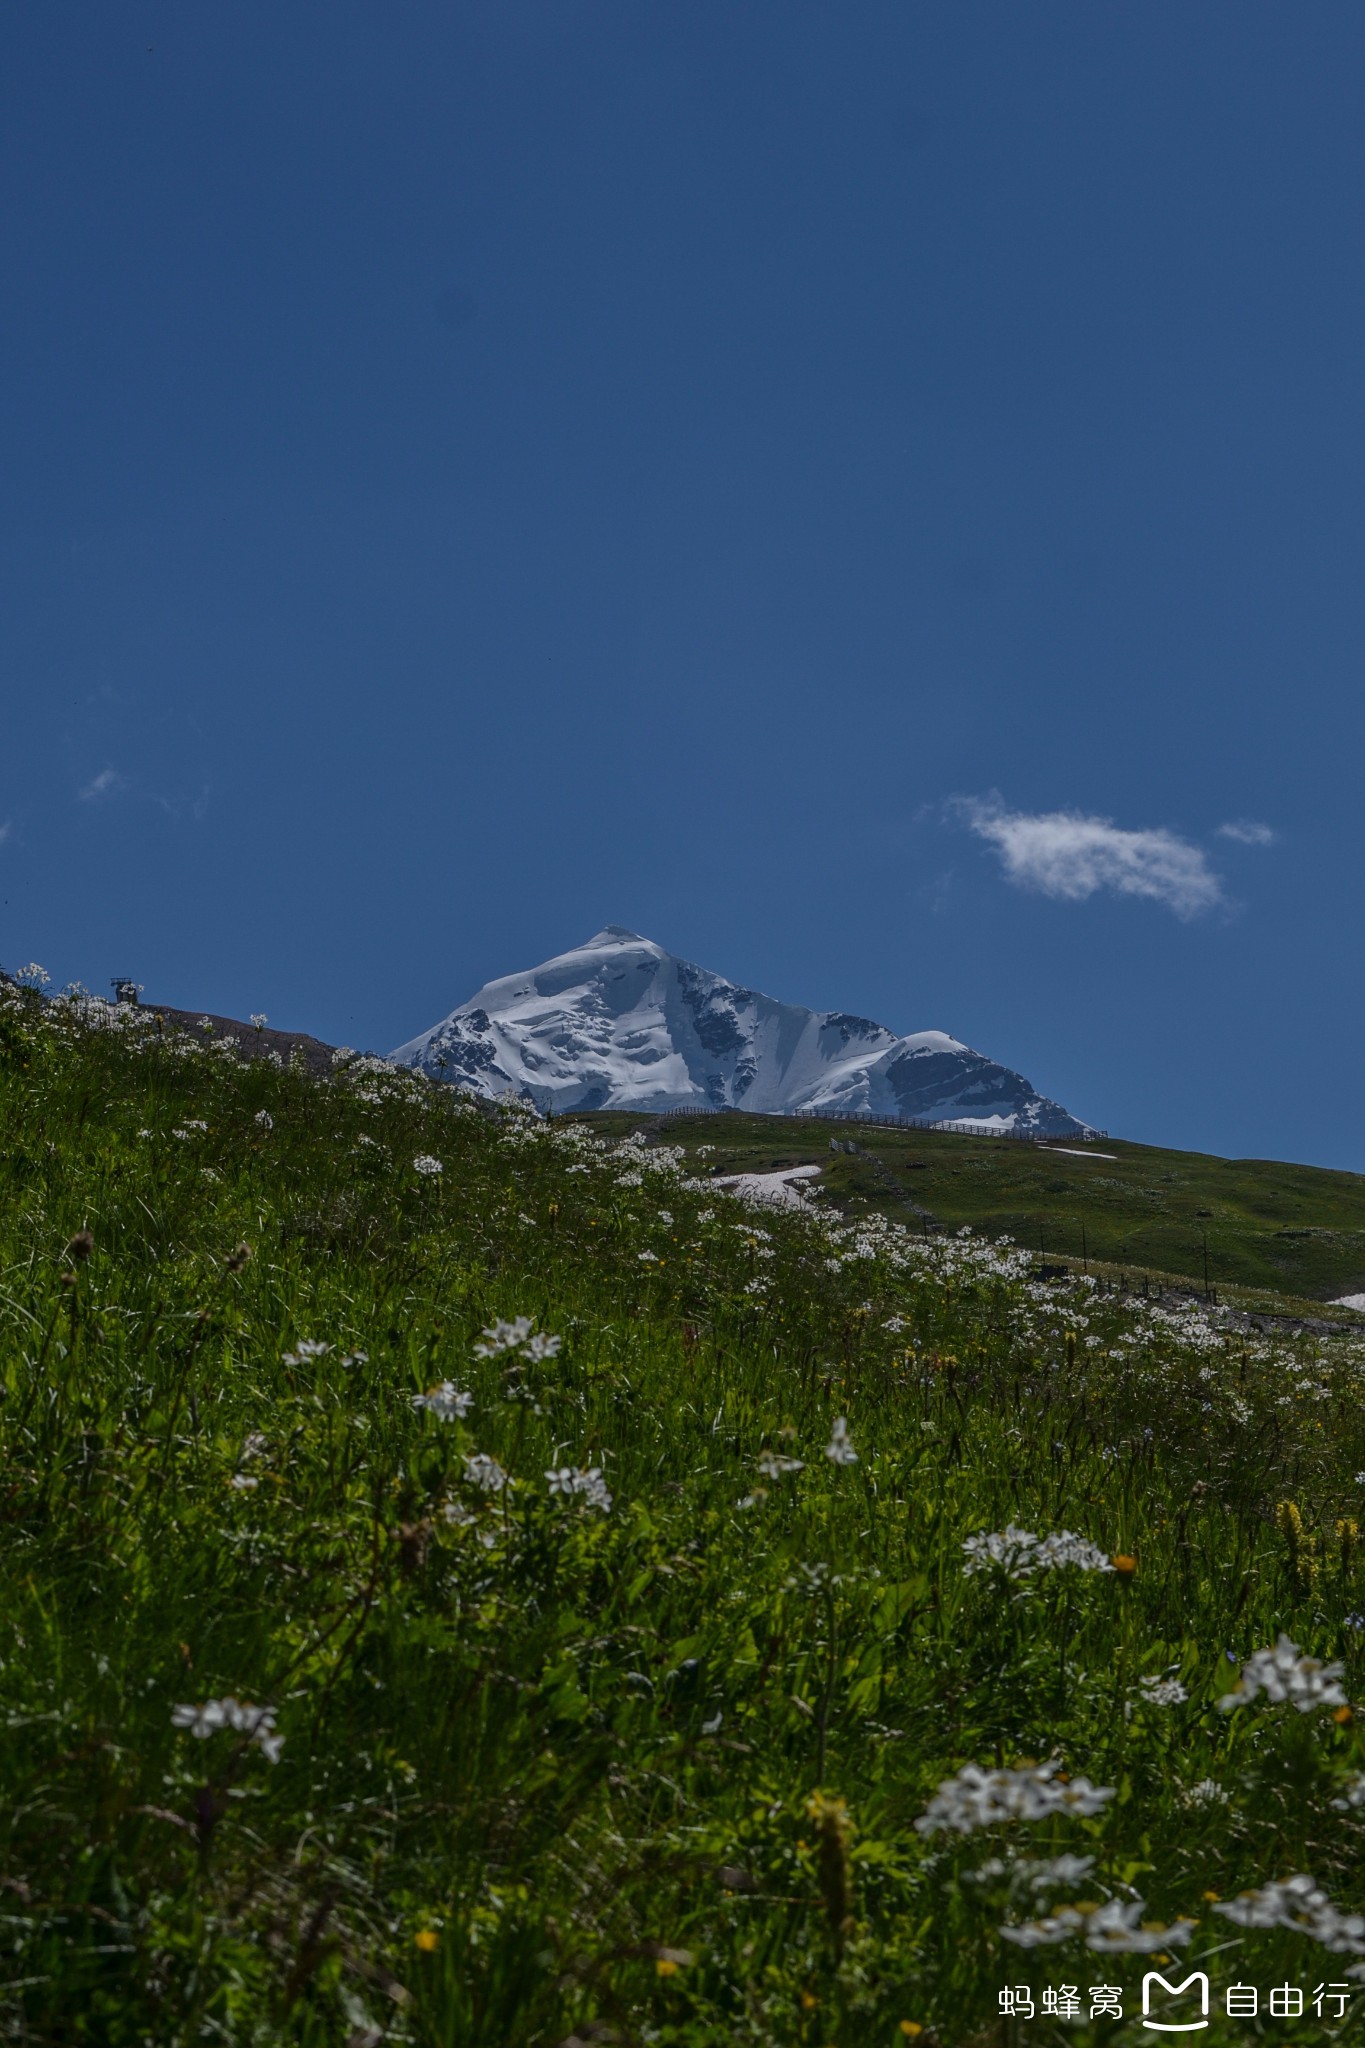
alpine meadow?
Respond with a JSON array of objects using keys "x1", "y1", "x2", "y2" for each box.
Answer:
[{"x1": 9, "y1": 974, "x2": 1365, "y2": 2045}]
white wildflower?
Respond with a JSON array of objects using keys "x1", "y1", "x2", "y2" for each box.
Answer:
[
  {"x1": 968, "y1": 1853, "x2": 1101, "y2": 1893},
  {"x1": 249, "y1": 1013, "x2": 268, "y2": 1029},
  {"x1": 254, "y1": 1110, "x2": 273, "y2": 1130},
  {"x1": 412, "y1": 1154, "x2": 444, "y2": 1176},
  {"x1": 229, "y1": 1473, "x2": 259, "y2": 1491},
  {"x1": 1333, "y1": 1774, "x2": 1365, "y2": 1812},
  {"x1": 1138, "y1": 1676, "x2": 1189, "y2": 1707},
  {"x1": 1022, "y1": 1854, "x2": 1096, "y2": 1891},
  {"x1": 282, "y1": 1338, "x2": 329, "y2": 1365},
  {"x1": 412, "y1": 1382, "x2": 473, "y2": 1422},
  {"x1": 546, "y1": 1465, "x2": 612, "y2": 1512},
  {"x1": 962, "y1": 1527, "x2": 1040, "y2": 1576},
  {"x1": 1219, "y1": 1634, "x2": 1347, "y2": 1714},
  {"x1": 464, "y1": 1452, "x2": 509, "y2": 1493},
  {"x1": 171, "y1": 1698, "x2": 231, "y2": 1738},
  {"x1": 1003, "y1": 1898, "x2": 1195, "y2": 1954},
  {"x1": 966, "y1": 1853, "x2": 1098, "y2": 1892},
  {"x1": 825, "y1": 1416, "x2": 858, "y2": 1466},
  {"x1": 580, "y1": 1469, "x2": 612, "y2": 1512},
  {"x1": 473, "y1": 1317, "x2": 534, "y2": 1356},
  {"x1": 1031, "y1": 1532, "x2": 1114, "y2": 1572},
  {"x1": 915, "y1": 1762, "x2": 1115, "y2": 1835},
  {"x1": 1183, "y1": 1778, "x2": 1229, "y2": 1807},
  {"x1": 962, "y1": 1526, "x2": 1113, "y2": 1580},
  {"x1": 1216, "y1": 1875, "x2": 1365, "y2": 1956},
  {"x1": 758, "y1": 1451, "x2": 805, "y2": 1479},
  {"x1": 171, "y1": 1697, "x2": 283, "y2": 1763}
]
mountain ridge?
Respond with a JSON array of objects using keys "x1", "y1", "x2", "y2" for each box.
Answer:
[{"x1": 390, "y1": 927, "x2": 1092, "y2": 1136}]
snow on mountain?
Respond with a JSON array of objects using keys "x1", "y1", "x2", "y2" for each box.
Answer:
[
  {"x1": 390, "y1": 927, "x2": 1092, "y2": 1136},
  {"x1": 388, "y1": 929, "x2": 1096, "y2": 1138}
]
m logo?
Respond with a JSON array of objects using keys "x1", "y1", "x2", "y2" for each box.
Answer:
[{"x1": 1142, "y1": 1971, "x2": 1210, "y2": 2032}]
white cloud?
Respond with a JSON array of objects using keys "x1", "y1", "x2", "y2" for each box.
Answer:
[
  {"x1": 957, "y1": 797, "x2": 1223, "y2": 919},
  {"x1": 78, "y1": 767, "x2": 123, "y2": 802},
  {"x1": 1217, "y1": 818, "x2": 1276, "y2": 846}
]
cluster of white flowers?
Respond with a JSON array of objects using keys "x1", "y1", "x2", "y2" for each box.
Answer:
[
  {"x1": 1002, "y1": 1897, "x2": 1196, "y2": 1954},
  {"x1": 825, "y1": 1417, "x2": 857, "y2": 1465},
  {"x1": 1333, "y1": 1774, "x2": 1365, "y2": 1812},
  {"x1": 1136, "y1": 1675, "x2": 1189, "y2": 1707},
  {"x1": 962, "y1": 1527, "x2": 1113, "y2": 1579},
  {"x1": 282, "y1": 1338, "x2": 330, "y2": 1366},
  {"x1": 412, "y1": 1154, "x2": 444, "y2": 1176},
  {"x1": 915, "y1": 1762, "x2": 1115, "y2": 1835},
  {"x1": 442, "y1": 1498, "x2": 500, "y2": 1546},
  {"x1": 249, "y1": 1013, "x2": 268, "y2": 1029},
  {"x1": 967, "y1": 1853, "x2": 1096, "y2": 1892},
  {"x1": 474, "y1": 1317, "x2": 562, "y2": 1362},
  {"x1": 1216, "y1": 1875, "x2": 1365, "y2": 1956},
  {"x1": 254, "y1": 1109, "x2": 273, "y2": 1130},
  {"x1": 171, "y1": 1696, "x2": 283, "y2": 1763},
  {"x1": 758, "y1": 1450, "x2": 805, "y2": 1479},
  {"x1": 1219, "y1": 1634, "x2": 1347, "y2": 1714},
  {"x1": 230, "y1": 1431, "x2": 269, "y2": 1491},
  {"x1": 545, "y1": 1465, "x2": 612, "y2": 1512},
  {"x1": 464, "y1": 1452, "x2": 509, "y2": 1493},
  {"x1": 1182, "y1": 1778, "x2": 1229, "y2": 1807},
  {"x1": 412, "y1": 1382, "x2": 473, "y2": 1421},
  {"x1": 824, "y1": 1212, "x2": 1033, "y2": 1289}
]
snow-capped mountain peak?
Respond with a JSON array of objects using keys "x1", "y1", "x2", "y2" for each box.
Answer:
[{"x1": 390, "y1": 930, "x2": 1091, "y2": 1135}]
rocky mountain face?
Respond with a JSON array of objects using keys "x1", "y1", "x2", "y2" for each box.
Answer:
[{"x1": 391, "y1": 928, "x2": 1092, "y2": 1135}]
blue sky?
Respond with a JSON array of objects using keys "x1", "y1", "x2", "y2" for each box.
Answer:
[{"x1": 3, "y1": 5, "x2": 1362, "y2": 1166}]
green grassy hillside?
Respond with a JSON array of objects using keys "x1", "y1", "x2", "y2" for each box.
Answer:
[
  {"x1": 7, "y1": 990, "x2": 1365, "y2": 2042},
  {"x1": 575, "y1": 1112, "x2": 1365, "y2": 1308}
]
